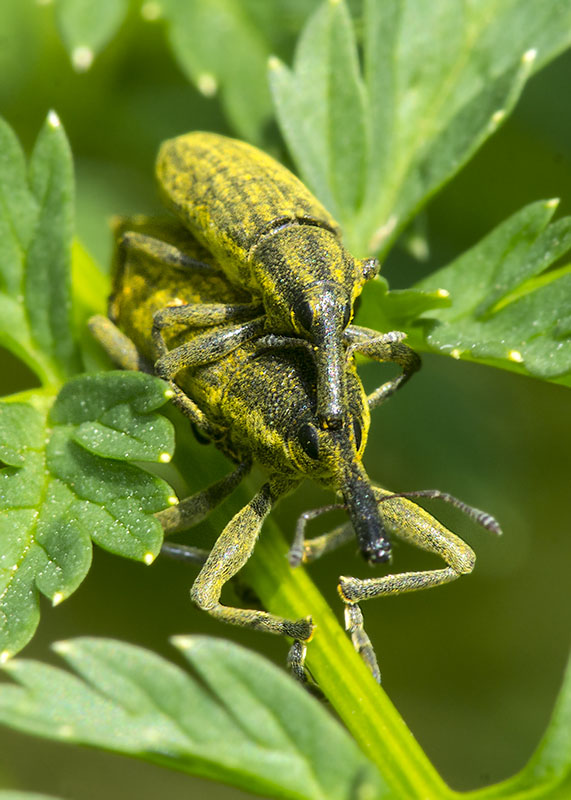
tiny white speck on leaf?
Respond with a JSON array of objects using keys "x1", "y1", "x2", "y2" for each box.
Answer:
[
  {"x1": 168, "y1": 495, "x2": 178, "y2": 506},
  {"x1": 508, "y1": 350, "x2": 524, "y2": 363},
  {"x1": 52, "y1": 640, "x2": 73, "y2": 655},
  {"x1": 437, "y1": 288, "x2": 450, "y2": 298},
  {"x1": 0, "y1": 650, "x2": 12, "y2": 665},
  {"x1": 72, "y1": 46, "x2": 94, "y2": 72},
  {"x1": 164, "y1": 389, "x2": 175, "y2": 399},
  {"x1": 491, "y1": 110, "x2": 506, "y2": 125},
  {"x1": 143, "y1": 552, "x2": 155, "y2": 565},
  {"x1": 546, "y1": 198, "x2": 559, "y2": 209},
  {"x1": 141, "y1": 1, "x2": 162, "y2": 20},
  {"x1": 159, "y1": 452, "x2": 171, "y2": 463},
  {"x1": 522, "y1": 48, "x2": 537, "y2": 65},
  {"x1": 171, "y1": 635, "x2": 193, "y2": 650},
  {"x1": 450, "y1": 348, "x2": 462, "y2": 359},
  {"x1": 268, "y1": 56, "x2": 281, "y2": 71},
  {"x1": 52, "y1": 591, "x2": 65, "y2": 607},
  {"x1": 47, "y1": 110, "x2": 61, "y2": 129},
  {"x1": 197, "y1": 73, "x2": 218, "y2": 97}
]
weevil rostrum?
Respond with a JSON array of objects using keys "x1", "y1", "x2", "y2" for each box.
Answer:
[
  {"x1": 90, "y1": 216, "x2": 501, "y2": 682},
  {"x1": 135, "y1": 131, "x2": 412, "y2": 431}
]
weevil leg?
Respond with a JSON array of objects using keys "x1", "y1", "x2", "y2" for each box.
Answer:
[
  {"x1": 300, "y1": 523, "x2": 354, "y2": 564},
  {"x1": 156, "y1": 459, "x2": 252, "y2": 535},
  {"x1": 89, "y1": 315, "x2": 153, "y2": 373},
  {"x1": 288, "y1": 503, "x2": 345, "y2": 566},
  {"x1": 120, "y1": 231, "x2": 218, "y2": 274},
  {"x1": 377, "y1": 489, "x2": 502, "y2": 535},
  {"x1": 89, "y1": 315, "x2": 220, "y2": 439},
  {"x1": 337, "y1": 488, "x2": 476, "y2": 678},
  {"x1": 152, "y1": 301, "x2": 263, "y2": 357},
  {"x1": 344, "y1": 603, "x2": 381, "y2": 683},
  {"x1": 154, "y1": 316, "x2": 266, "y2": 379},
  {"x1": 160, "y1": 542, "x2": 210, "y2": 566},
  {"x1": 191, "y1": 478, "x2": 314, "y2": 649},
  {"x1": 344, "y1": 326, "x2": 421, "y2": 409}
]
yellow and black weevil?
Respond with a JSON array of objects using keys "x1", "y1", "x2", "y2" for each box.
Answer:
[
  {"x1": 127, "y1": 131, "x2": 419, "y2": 431},
  {"x1": 89, "y1": 216, "x2": 501, "y2": 682}
]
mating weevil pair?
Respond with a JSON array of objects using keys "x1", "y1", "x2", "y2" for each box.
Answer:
[{"x1": 90, "y1": 133, "x2": 501, "y2": 683}]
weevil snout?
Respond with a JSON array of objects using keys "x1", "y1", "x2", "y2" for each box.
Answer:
[
  {"x1": 329, "y1": 429, "x2": 392, "y2": 565},
  {"x1": 292, "y1": 282, "x2": 352, "y2": 430}
]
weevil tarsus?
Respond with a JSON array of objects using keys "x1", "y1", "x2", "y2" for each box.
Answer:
[
  {"x1": 344, "y1": 326, "x2": 422, "y2": 409},
  {"x1": 344, "y1": 603, "x2": 381, "y2": 684}
]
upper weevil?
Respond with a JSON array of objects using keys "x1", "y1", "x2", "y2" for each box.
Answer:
[{"x1": 155, "y1": 131, "x2": 381, "y2": 430}]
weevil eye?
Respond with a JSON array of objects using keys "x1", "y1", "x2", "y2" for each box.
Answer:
[
  {"x1": 352, "y1": 418, "x2": 362, "y2": 451},
  {"x1": 293, "y1": 299, "x2": 314, "y2": 332},
  {"x1": 297, "y1": 422, "x2": 320, "y2": 459}
]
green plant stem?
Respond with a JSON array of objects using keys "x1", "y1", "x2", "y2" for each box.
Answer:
[{"x1": 240, "y1": 497, "x2": 456, "y2": 799}]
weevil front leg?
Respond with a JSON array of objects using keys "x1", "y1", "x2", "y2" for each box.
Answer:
[
  {"x1": 191, "y1": 478, "x2": 315, "y2": 670},
  {"x1": 89, "y1": 315, "x2": 222, "y2": 439},
  {"x1": 338, "y1": 488, "x2": 476, "y2": 681},
  {"x1": 154, "y1": 316, "x2": 266, "y2": 381},
  {"x1": 344, "y1": 326, "x2": 421, "y2": 409},
  {"x1": 152, "y1": 301, "x2": 263, "y2": 357},
  {"x1": 157, "y1": 459, "x2": 252, "y2": 536}
]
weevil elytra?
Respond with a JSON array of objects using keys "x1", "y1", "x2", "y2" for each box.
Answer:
[
  {"x1": 89, "y1": 216, "x2": 501, "y2": 682},
  {"x1": 150, "y1": 131, "x2": 392, "y2": 430}
]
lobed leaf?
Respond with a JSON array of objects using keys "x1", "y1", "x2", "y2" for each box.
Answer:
[
  {"x1": 408, "y1": 200, "x2": 571, "y2": 381},
  {"x1": 270, "y1": 0, "x2": 571, "y2": 256},
  {"x1": 0, "y1": 114, "x2": 79, "y2": 385},
  {"x1": 0, "y1": 636, "x2": 387, "y2": 800},
  {"x1": 0, "y1": 372, "x2": 175, "y2": 660},
  {"x1": 160, "y1": 0, "x2": 320, "y2": 143}
]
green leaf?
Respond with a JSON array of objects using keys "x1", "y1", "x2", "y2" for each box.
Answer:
[
  {"x1": 409, "y1": 200, "x2": 571, "y2": 381},
  {"x1": 356, "y1": 275, "x2": 452, "y2": 333},
  {"x1": 0, "y1": 114, "x2": 79, "y2": 385},
  {"x1": 0, "y1": 372, "x2": 175, "y2": 660},
  {"x1": 270, "y1": 0, "x2": 571, "y2": 255},
  {"x1": 55, "y1": 0, "x2": 129, "y2": 72},
  {"x1": 160, "y1": 0, "x2": 320, "y2": 143},
  {"x1": 0, "y1": 636, "x2": 387, "y2": 800}
]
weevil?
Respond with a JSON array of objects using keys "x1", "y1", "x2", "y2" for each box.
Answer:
[
  {"x1": 90, "y1": 216, "x2": 500, "y2": 681},
  {"x1": 129, "y1": 131, "x2": 419, "y2": 431}
]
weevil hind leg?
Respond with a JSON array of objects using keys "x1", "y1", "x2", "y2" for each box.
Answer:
[{"x1": 344, "y1": 326, "x2": 421, "y2": 409}]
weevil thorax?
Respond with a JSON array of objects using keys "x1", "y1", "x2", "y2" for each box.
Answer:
[{"x1": 251, "y1": 227, "x2": 378, "y2": 429}]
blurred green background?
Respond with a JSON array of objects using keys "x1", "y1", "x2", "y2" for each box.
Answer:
[{"x1": 0, "y1": 1, "x2": 570, "y2": 797}]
